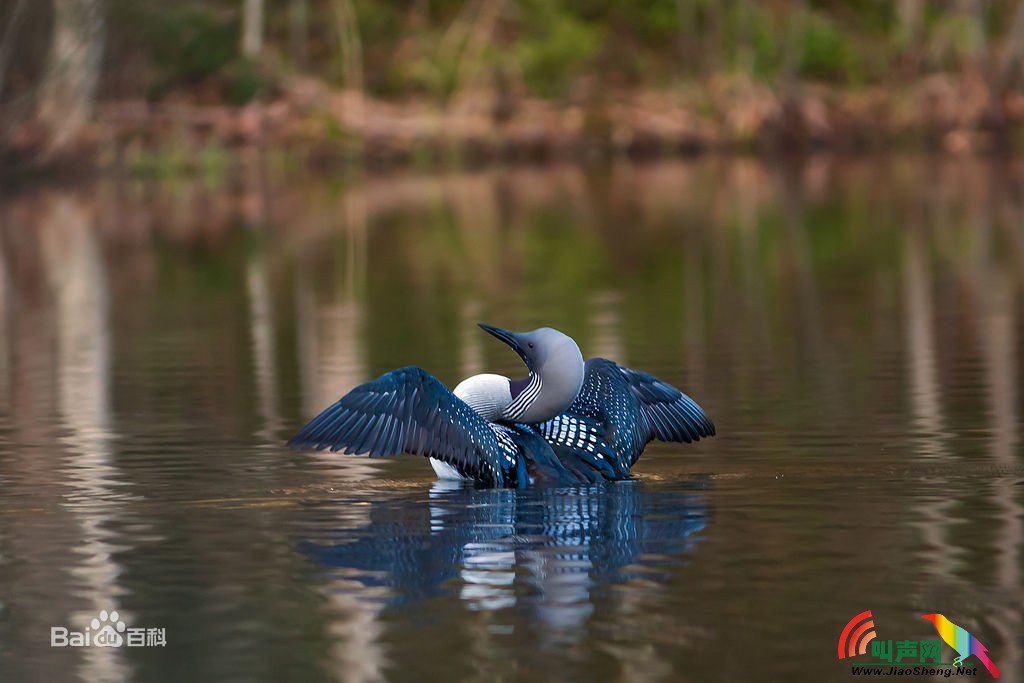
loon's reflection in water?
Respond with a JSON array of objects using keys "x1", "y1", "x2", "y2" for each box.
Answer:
[{"x1": 297, "y1": 478, "x2": 709, "y2": 639}]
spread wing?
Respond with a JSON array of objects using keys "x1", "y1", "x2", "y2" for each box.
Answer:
[
  {"x1": 287, "y1": 366, "x2": 515, "y2": 486},
  {"x1": 558, "y1": 358, "x2": 715, "y2": 470},
  {"x1": 618, "y1": 364, "x2": 716, "y2": 444}
]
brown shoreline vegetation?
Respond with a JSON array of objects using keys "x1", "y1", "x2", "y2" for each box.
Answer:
[
  {"x1": 9, "y1": 69, "x2": 1024, "y2": 176},
  {"x1": 9, "y1": 2, "x2": 1024, "y2": 174}
]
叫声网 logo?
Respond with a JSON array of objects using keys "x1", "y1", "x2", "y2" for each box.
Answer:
[
  {"x1": 838, "y1": 610, "x2": 878, "y2": 659},
  {"x1": 51, "y1": 610, "x2": 166, "y2": 648},
  {"x1": 837, "y1": 610, "x2": 999, "y2": 678}
]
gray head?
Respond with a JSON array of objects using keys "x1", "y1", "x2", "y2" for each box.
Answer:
[{"x1": 478, "y1": 323, "x2": 585, "y2": 423}]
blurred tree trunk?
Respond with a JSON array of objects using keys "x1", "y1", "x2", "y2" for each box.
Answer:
[
  {"x1": 241, "y1": 0, "x2": 264, "y2": 59},
  {"x1": 0, "y1": 0, "x2": 30, "y2": 101},
  {"x1": 962, "y1": 0, "x2": 988, "y2": 67},
  {"x1": 734, "y1": 1, "x2": 752, "y2": 75},
  {"x1": 1001, "y1": 0, "x2": 1024, "y2": 85},
  {"x1": 896, "y1": 0, "x2": 922, "y2": 74},
  {"x1": 777, "y1": 1, "x2": 806, "y2": 150},
  {"x1": 983, "y1": 0, "x2": 1024, "y2": 138},
  {"x1": 704, "y1": 1, "x2": 721, "y2": 75},
  {"x1": 896, "y1": 0, "x2": 922, "y2": 48},
  {"x1": 779, "y1": 3, "x2": 804, "y2": 96},
  {"x1": 333, "y1": 0, "x2": 362, "y2": 91},
  {"x1": 453, "y1": 0, "x2": 505, "y2": 96},
  {"x1": 332, "y1": 0, "x2": 363, "y2": 126},
  {"x1": 288, "y1": 0, "x2": 308, "y2": 68},
  {"x1": 674, "y1": 0, "x2": 693, "y2": 71},
  {"x1": 35, "y1": 0, "x2": 104, "y2": 155}
]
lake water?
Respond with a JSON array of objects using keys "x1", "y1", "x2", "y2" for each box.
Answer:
[{"x1": 0, "y1": 158, "x2": 1021, "y2": 682}]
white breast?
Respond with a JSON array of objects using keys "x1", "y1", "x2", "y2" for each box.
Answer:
[
  {"x1": 452, "y1": 373, "x2": 513, "y2": 422},
  {"x1": 429, "y1": 374, "x2": 513, "y2": 481}
]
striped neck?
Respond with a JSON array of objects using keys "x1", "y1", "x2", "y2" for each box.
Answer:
[{"x1": 502, "y1": 372, "x2": 542, "y2": 421}]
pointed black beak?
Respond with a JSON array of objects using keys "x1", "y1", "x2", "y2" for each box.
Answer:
[{"x1": 478, "y1": 323, "x2": 533, "y2": 369}]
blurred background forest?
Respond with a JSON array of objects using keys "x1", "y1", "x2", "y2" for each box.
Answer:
[{"x1": 8, "y1": 1, "x2": 1024, "y2": 169}]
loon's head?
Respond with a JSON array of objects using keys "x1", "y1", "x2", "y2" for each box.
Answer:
[{"x1": 478, "y1": 323, "x2": 585, "y2": 422}]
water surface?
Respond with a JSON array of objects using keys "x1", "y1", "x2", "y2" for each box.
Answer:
[{"x1": 0, "y1": 158, "x2": 1021, "y2": 682}]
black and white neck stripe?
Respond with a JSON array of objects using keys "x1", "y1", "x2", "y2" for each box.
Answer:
[{"x1": 503, "y1": 373, "x2": 542, "y2": 421}]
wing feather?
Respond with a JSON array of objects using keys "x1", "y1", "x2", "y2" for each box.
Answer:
[
  {"x1": 288, "y1": 366, "x2": 510, "y2": 486},
  {"x1": 561, "y1": 358, "x2": 714, "y2": 469},
  {"x1": 616, "y1": 363, "x2": 715, "y2": 454}
]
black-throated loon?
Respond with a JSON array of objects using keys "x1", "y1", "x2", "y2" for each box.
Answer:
[{"x1": 287, "y1": 324, "x2": 714, "y2": 486}]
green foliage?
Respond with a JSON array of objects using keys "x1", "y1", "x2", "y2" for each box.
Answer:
[
  {"x1": 516, "y1": 5, "x2": 604, "y2": 98},
  {"x1": 834, "y1": 0, "x2": 897, "y2": 36},
  {"x1": 611, "y1": 0, "x2": 681, "y2": 45},
  {"x1": 800, "y1": 12, "x2": 860, "y2": 83},
  {"x1": 749, "y1": 11, "x2": 782, "y2": 79},
  {"x1": 922, "y1": 11, "x2": 986, "y2": 70},
  {"x1": 81, "y1": 0, "x2": 1024, "y2": 105},
  {"x1": 107, "y1": 1, "x2": 275, "y2": 102},
  {"x1": 390, "y1": 40, "x2": 464, "y2": 102},
  {"x1": 321, "y1": 113, "x2": 348, "y2": 141},
  {"x1": 221, "y1": 58, "x2": 266, "y2": 105},
  {"x1": 139, "y1": 6, "x2": 238, "y2": 92},
  {"x1": 349, "y1": 1, "x2": 405, "y2": 93}
]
